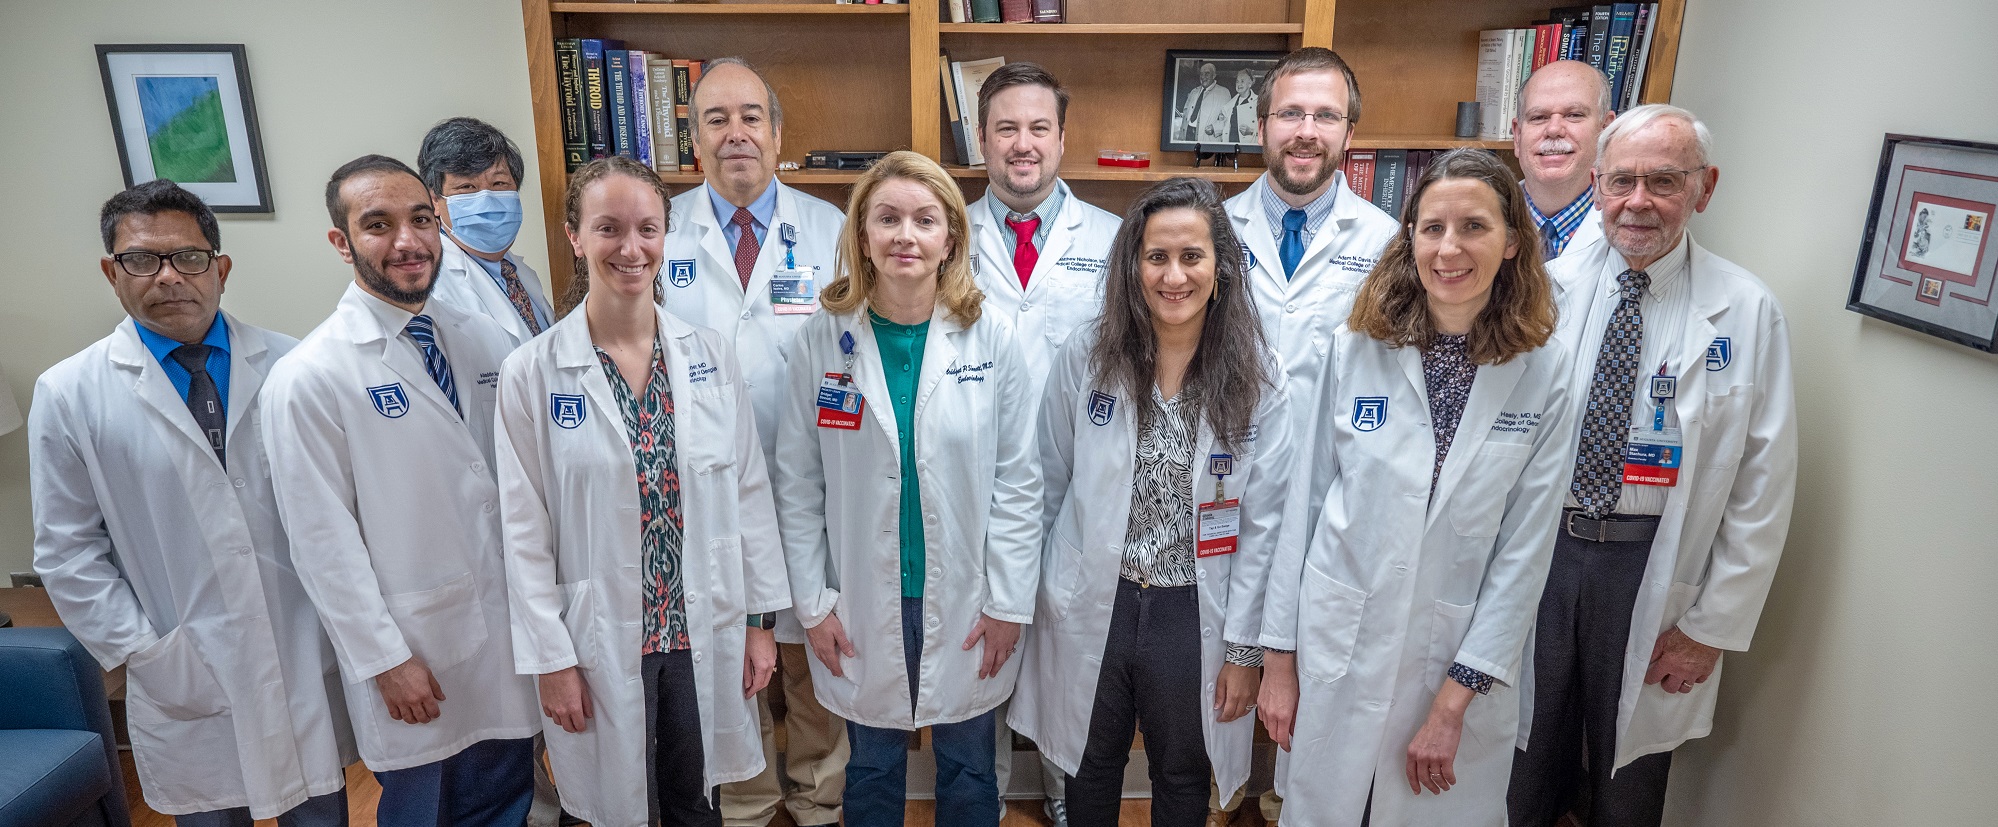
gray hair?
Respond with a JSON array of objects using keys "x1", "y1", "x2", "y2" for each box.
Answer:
[
  {"x1": 690, "y1": 57, "x2": 784, "y2": 130},
  {"x1": 1516, "y1": 60, "x2": 1614, "y2": 119},
  {"x1": 1595, "y1": 103, "x2": 1712, "y2": 169}
]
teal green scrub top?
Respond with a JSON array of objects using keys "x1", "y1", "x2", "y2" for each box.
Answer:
[{"x1": 869, "y1": 310, "x2": 930, "y2": 599}]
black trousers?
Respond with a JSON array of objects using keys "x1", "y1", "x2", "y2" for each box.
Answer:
[
  {"x1": 1067, "y1": 579, "x2": 1211, "y2": 827},
  {"x1": 643, "y1": 648, "x2": 722, "y2": 827},
  {"x1": 1508, "y1": 522, "x2": 1674, "y2": 827}
]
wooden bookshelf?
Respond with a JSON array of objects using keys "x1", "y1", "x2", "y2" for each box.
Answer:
[{"x1": 519, "y1": 0, "x2": 1685, "y2": 291}]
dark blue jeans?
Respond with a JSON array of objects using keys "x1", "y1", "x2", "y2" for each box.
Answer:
[
  {"x1": 842, "y1": 597, "x2": 1000, "y2": 827},
  {"x1": 173, "y1": 789, "x2": 348, "y2": 827},
  {"x1": 373, "y1": 737, "x2": 534, "y2": 827}
]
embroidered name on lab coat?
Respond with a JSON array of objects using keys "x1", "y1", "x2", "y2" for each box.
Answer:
[
  {"x1": 948, "y1": 361, "x2": 993, "y2": 383},
  {"x1": 1491, "y1": 411, "x2": 1543, "y2": 434},
  {"x1": 688, "y1": 362, "x2": 718, "y2": 384}
]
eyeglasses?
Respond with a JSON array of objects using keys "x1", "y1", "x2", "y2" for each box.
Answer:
[
  {"x1": 1596, "y1": 166, "x2": 1708, "y2": 198},
  {"x1": 1264, "y1": 109, "x2": 1350, "y2": 128},
  {"x1": 112, "y1": 248, "x2": 218, "y2": 278}
]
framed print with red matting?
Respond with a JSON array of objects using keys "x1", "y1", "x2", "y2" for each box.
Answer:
[{"x1": 1849, "y1": 134, "x2": 1998, "y2": 351}]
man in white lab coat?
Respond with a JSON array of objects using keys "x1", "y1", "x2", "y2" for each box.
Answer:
[
  {"x1": 420, "y1": 117, "x2": 554, "y2": 349},
  {"x1": 654, "y1": 57, "x2": 848, "y2": 827},
  {"x1": 32, "y1": 179, "x2": 356, "y2": 827},
  {"x1": 1508, "y1": 105, "x2": 1798, "y2": 827},
  {"x1": 1513, "y1": 61, "x2": 1614, "y2": 261},
  {"x1": 263, "y1": 155, "x2": 542, "y2": 827}
]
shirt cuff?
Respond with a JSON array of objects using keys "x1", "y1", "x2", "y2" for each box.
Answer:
[
  {"x1": 1225, "y1": 643, "x2": 1263, "y2": 668},
  {"x1": 1447, "y1": 662, "x2": 1494, "y2": 695}
]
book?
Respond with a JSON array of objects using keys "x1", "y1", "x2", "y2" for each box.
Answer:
[
  {"x1": 1343, "y1": 149, "x2": 1377, "y2": 202},
  {"x1": 1404, "y1": 150, "x2": 1434, "y2": 203},
  {"x1": 939, "y1": 54, "x2": 972, "y2": 165},
  {"x1": 970, "y1": 0, "x2": 1000, "y2": 23},
  {"x1": 1535, "y1": 22, "x2": 1563, "y2": 70},
  {"x1": 1623, "y1": 3, "x2": 1659, "y2": 110},
  {"x1": 687, "y1": 61, "x2": 705, "y2": 171},
  {"x1": 1000, "y1": 0, "x2": 1031, "y2": 23},
  {"x1": 628, "y1": 51, "x2": 654, "y2": 169},
  {"x1": 951, "y1": 56, "x2": 1006, "y2": 166},
  {"x1": 945, "y1": 0, "x2": 967, "y2": 22},
  {"x1": 605, "y1": 50, "x2": 633, "y2": 159},
  {"x1": 1515, "y1": 28, "x2": 1534, "y2": 124},
  {"x1": 1518, "y1": 27, "x2": 1536, "y2": 82},
  {"x1": 1373, "y1": 149, "x2": 1408, "y2": 218},
  {"x1": 555, "y1": 39, "x2": 587, "y2": 171},
  {"x1": 672, "y1": 60, "x2": 696, "y2": 170},
  {"x1": 1031, "y1": 0, "x2": 1062, "y2": 22},
  {"x1": 1550, "y1": 6, "x2": 1589, "y2": 59},
  {"x1": 580, "y1": 39, "x2": 621, "y2": 161},
  {"x1": 646, "y1": 53, "x2": 678, "y2": 172},
  {"x1": 1585, "y1": 5, "x2": 1612, "y2": 69},
  {"x1": 1475, "y1": 30, "x2": 1508, "y2": 140},
  {"x1": 1602, "y1": 4, "x2": 1638, "y2": 110},
  {"x1": 1500, "y1": 29, "x2": 1528, "y2": 138}
]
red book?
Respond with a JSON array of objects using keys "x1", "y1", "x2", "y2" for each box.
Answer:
[
  {"x1": 1533, "y1": 23, "x2": 1562, "y2": 70},
  {"x1": 1343, "y1": 150, "x2": 1377, "y2": 201},
  {"x1": 1000, "y1": 0, "x2": 1032, "y2": 23}
]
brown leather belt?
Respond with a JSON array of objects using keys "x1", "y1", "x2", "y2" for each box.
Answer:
[{"x1": 1563, "y1": 508, "x2": 1661, "y2": 543}]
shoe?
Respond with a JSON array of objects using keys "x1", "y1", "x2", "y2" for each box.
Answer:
[
  {"x1": 1042, "y1": 797, "x2": 1069, "y2": 827},
  {"x1": 1205, "y1": 808, "x2": 1235, "y2": 827}
]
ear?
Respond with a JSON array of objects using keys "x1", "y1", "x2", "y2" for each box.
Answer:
[
  {"x1": 1692, "y1": 166, "x2": 1719, "y2": 213},
  {"x1": 432, "y1": 192, "x2": 454, "y2": 228},
  {"x1": 213, "y1": 254, "x2": 232, "y2": 293},
  {"x1": 565, "y1": 222, "x2": 586, "y2": 260},
  {"x1": 1503, "y1": 229, "x2": 1520, "y2": 261},
  {"x1": 100, "y1": 257, "x2": 119, "y2": 289},
  {"x1": 327, "y1": 227, "x2": 357, "y2": 265}
]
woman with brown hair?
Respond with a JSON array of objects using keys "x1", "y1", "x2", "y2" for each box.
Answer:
[
  {"x1": 772, "y1": 151, "x2": 1040, "y2": 827},
  {"x1": 1255, "y1": 148, "x2": 1578, "y2": 826}
]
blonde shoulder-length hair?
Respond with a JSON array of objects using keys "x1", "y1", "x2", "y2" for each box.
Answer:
[{"x1": 821, "y1": 150, "x2": 983, "y2": 326}]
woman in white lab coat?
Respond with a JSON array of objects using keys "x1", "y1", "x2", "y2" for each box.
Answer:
[
  {"x1": 496, "y1": 156, "x2": 791, "y2": 827},
  {"x1": 1007, "y1": 177, "x2": 1296, "y2": 827},
  {"x1": 1257, "y1": 149, "x2": 1576, "y2": 827},
  {"x1": 774, "y1": 151, "x2": 1041, "y2": 827}
]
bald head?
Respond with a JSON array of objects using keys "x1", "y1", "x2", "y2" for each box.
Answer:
[{"x1": 1514, "y1": 60, "x2": 1616, "y2": 209}]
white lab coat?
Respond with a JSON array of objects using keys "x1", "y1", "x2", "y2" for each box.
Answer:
[
  {"x1": 1556, "y1": 206, "x2": 1606, "y2": 260},
  {"x1": 1537, "y1": 235, "x2": 1797, "y2": 771},
  {"x1": 430, "y1": 238, "x2": 552, "y2": 349},
  {"x1": 1006, "y1": 327, "x2": 1296, "y2": 803},
  {"x1": 262, "y1": 283, "x2": 542, "y2": 771},
  {"x1": 29, "y1": 315, "x2": 355, "y2": 818},
  {"x1": 1261, "y1": 325, "x2": 1576, "y2": 827},
  {"x1": 966, "y1": 181, "x2": 1123, "y2": 395},
  {"x1": 774, "y1": 305, "x2": 1042, "y2": 729},
  {"x1": 495, "y1": 306, "x2": 791, "y2": 827},
  {"x1": 1225, "y1": 174, "x2": 1400, "y2": 438},
  {"x1": 659, "y1": 182, "x2": 843, "y2": 643}
]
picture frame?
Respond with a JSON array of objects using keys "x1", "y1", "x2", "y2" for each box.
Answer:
[
  {"x1": 97, "y1": 44, "x2": 272, "y2": 213},
  {"x1": 1160, "y1": 50, "x2": 1282, "y2": 154},
  {"x1": 1848, "y1": 133, "x2": 1998, "y2": 351}
]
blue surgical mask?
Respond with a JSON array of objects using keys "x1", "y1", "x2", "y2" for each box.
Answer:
[{"x1": 444, "y1": 189, "x2": 524, "y2": 255}]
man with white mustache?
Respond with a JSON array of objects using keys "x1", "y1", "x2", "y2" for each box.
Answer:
[{"x1": 1514, "y1": 60, "x2": 1617, "y2": 260}]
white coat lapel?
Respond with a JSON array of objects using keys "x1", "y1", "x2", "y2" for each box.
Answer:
[
  {"x1": 1233, "y1": 180, "x2": 1286, "y2": 296},
  {"x1": 379, "y1": 324, "x2": 461, "y2": 422},
  {"x1": 843, "y1": 314, "x2": 900, "y2": 444},
  {"x1": 221, "y1": 312, "x2": 269, "y2": 452},
  {"x1": 1395, "y1": 344, "x2": 1427, "y2": 407},
  {"x1": 659, "y1": 308, "x2": 699, "y2": 478},
  {"x1": 1028, "y1": 195, "x2": 1083, "y2": 294},
  {"x1": 912, "y1": 306, "x2": 961, "y2": 425},
  {"x1": 691, "y1": 185, "x2": 742, "y2": 302},
  {"x1": 1428, "y1": 356, "x2": 1527, "y2": 523},
  {"x1": 969, "y1": 193, "x2": 1022, "y2": 301},
  {"x1": 109, "y1": 320, "x2": 218, "y2": 465},
  {"x1": 551, "y1": 311, "x2": 630, "y2": 454}
]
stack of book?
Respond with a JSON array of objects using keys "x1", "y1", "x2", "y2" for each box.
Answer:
[
  {"x1": 555, "y1": 38, "x2": 706, "y2": 175},
  {"x1": 938, "y1": 55, "x2": 1007, "y2": 166},
  {"x1": 1476, "y1": 3, "x2": 1663, "y2": 141},
  {"x1": 944, "y1": 0, "x2": 1064, "y2": 23},
  {"x1": 1341, "y1": 149, "x2": 1439, "y2": 221}
]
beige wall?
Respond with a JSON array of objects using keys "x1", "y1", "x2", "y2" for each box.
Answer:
[
  {"x1": 0, "y1": 0, "x2": 547, "y2": 578},
  {"x1": 1662, "y1": 0, "x2": 1998, "y2": 823}
]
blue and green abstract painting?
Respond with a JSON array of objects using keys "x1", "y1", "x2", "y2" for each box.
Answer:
[{"x1": 137, "y1": 75, "x2": 236, "y2": 183}]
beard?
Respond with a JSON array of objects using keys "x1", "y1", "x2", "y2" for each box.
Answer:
[
  {"x1": 355, "y1": 248, "x2": 438, "y2": 306},
  {"x1": 1270, "y1": 137, "x2": 1338, "y2": 197},
  {"x1": 991, "y1": 153, "x2": 1055, "y2": 203}
]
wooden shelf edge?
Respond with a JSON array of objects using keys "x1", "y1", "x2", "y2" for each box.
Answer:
[
  {"x1": 1351, "y1": 136, "x2": 1514, "y2": 151},
  {"x1": 939, "y1": 23, "x2": 1304, "y2": 35},
  {"x1": 551, "y1": 2, "x2": 909, "y2": 14},
  {"x1": 651, "y1": 169, "x2": 866, "y2": 184},
  {"x1": 945, "y1": 164, "x2": 1266, "y2": 183}
]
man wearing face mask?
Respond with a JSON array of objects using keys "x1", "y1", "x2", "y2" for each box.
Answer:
[{"x1": 421, "y1": 117, "x2": 553, "y2": 348}]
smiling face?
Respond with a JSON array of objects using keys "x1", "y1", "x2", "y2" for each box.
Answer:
[
  {"x1": 1412, "y1": 177, "x2": 1518, "y2": 333},
  {"x1": 329, "y1": 170, "x2": 442, "y2": 309},
  {"x1": 860, "y1": 177, "x2": 953, "y2": 291},
  {"x1": 1597, "y1": 117, "x2": 1718, "y2": 269},
  {"x1": 566, "y1": 172, "x2": 667, "y2": 302},
  {"x1": 980, "y1": 83, "x2": 1064, "y2": 207},
  {"x1": 101, "y1": 210, "x2": 230, "y2": 343},
  {"x1": 1514, "y1": 62, "x2": 1611, "y2": 200},
  {"x1": 1139, "y1": 207, "x2": 1218, "y2": 335},
  {"x1": 1258, "y1": 68, "x2": 1353, "y2": 202},
  {"x1": 693, "y1": 63, "x2": 781, "y2": 201}
]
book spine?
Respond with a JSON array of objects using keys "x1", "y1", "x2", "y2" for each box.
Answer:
[
  {"x1": 946, "y1": 0, "x2": 966, "y2": 22},
  {"x1": 1586, "y1": 6, "x2": 1612, "y2": 69},
  {"x1": 1031, "y1": 0, "x2": 1061, "y2": 23},
  {"x1": 629, "y1": 52, "x2": 653, "y2": 169},
  {"x1": 1566, "y1": 22, "x2": 1588, "y2": 61},
  {"x1": 673, "y1": 60, "x2": 695, "y2": 170},
  {"x1": 1624, "y1": 3, "x2": 1658, "y2": 109},
  {"x1": 1373, "y1": 150, "x2": 1407, "y2": 217},
  {"x1": 999, "y1": 0, "x2": 1031, "y2": 23},
  {"x1": 1502, "y1": 30, "x2": 1525, "y2": 139},
  {"x1": 606, "y1": 50, "x2": 633, "y2": 159},
  {"x1": 647, "y1": 56, "x2": 678, "y2": 172},
  {"x1": 581, "y1": 40, "x2": 610, "y2": 160},
  {"x1": 1538, "y1": 23, "x2": 1563, "y2": 70},
  {"x1": 950, "y1": 62, "x2": 982, "y2": 166},
  {"x1": 687, "y1": 61, "x2": 704, "y2": 171},
  {"x1": 939, "y1": 55, "x2": 969, "y2": 165},
  {"x1": 555, "y1": 39, "x2": 587, "y2": 172},
  {"x1": 1346, "y1": 150, "x2": 1376, "y2": 201},
  {"x1": 971, "y1": 0, "x2": 1001, "y2": 24},
  {"x1": 1603, "y1": 4, "x2": 1638, "y2": 110},
  {"x1": 1475, "y1": 30, "x2": 1508, "y2": 140}
]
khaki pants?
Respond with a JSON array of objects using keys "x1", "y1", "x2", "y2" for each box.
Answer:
[{"x1": 720, "y1": 643, "x2": 848, "y2": 827}]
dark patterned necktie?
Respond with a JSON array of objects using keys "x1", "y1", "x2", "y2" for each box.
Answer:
[
  {"x1": 499, "y1": 258, "x2": 541, "y2": 335},
  {"x1": 170, "y1": 344, "x2": 225, "y2": 466},
  {"x1": 732, "y1": 207, "x2": 759, "y2": 290},
  {"x1": 404, "y1": 315, "x2": 460, "y2": 417},
  {"x1": 1569, "y1": 268, "x2": 1650, "y2": 518}
]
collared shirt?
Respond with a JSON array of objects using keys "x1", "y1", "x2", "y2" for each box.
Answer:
[
  {"x1": 1566, "y1": 234, "x2": 1693, "y2": 517},
  {"x1": 136, "y1": 312, "x2": 231, "y2": 407},
  {"x1": 710, "y1": 181, "x2": 779, "y2": 253},
  {"x1": 987, "y1": 179, "x2": 1066, "y2": 250},
  {"x1": 1260, "y1": 177, "x2": 1340, "y2": 249},
  {"x1": 467, "y1": 253, "x2": 552, "y2": 330},
  {"x1": 595, "y1": 337, "x2": 689, "y2": 654},
  {"x1": 870, "y1": 310, "x2": 930, "y2": 599},
  {"x1": 1523, "y1": 184, "x2": 1596, "y2": 258}
]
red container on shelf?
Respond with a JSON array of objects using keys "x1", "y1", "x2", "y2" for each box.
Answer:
[{"x1": 1097, "y1": 150, "x2": 1151, "y2": 168}]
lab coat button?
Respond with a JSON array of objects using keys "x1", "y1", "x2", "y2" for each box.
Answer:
[
  {"x1": 237, "y1": 546, "x2": 251, "y2": 556},
  {"x1": 1196, "y1": 570, "x2": 1207, "y2": 581},
  {"x1": 1286, "y1": 303, "x2": 1299, "y2": 313},
  {"x1": 483, "y1": 502, "x2": 495, "y2": 514},
  {"x1": 1022, "y1": 302, "x2": 1033, "y2": 311},
  {"x1": 741, "y1": 311, "x2": 752, "y2": 320},
  {"x1": 471, "y1": 462, "x2": 485, "y2": 473},
  {"x1": 694, "y1": 651, "x2": 704, "y2": 663},
  {"x1": 232, "y1": 478, "x2": 246, "y2": 488},
  {"x1": 1202, "y1": 627, "x2": 1213, "y2": 638}
]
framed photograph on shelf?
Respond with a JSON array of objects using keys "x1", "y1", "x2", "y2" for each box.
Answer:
[
  {"x1": 97, "y1": 44, "x2": 272, "y2": 213},
  {"x1": 1848, "y1": 134, "x2": 1998, "y2": 351},
  {"x1": 1160, "y1": 50, "x2": 1281, "y2": 154}
]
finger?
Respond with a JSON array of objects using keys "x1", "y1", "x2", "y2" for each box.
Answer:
[
  {"x1": 839, "y1": 632, "x2": 857, "y2": 659},
  {"x1": 388, "y1": 702, "x2": 406, "y2": 723},
  {"x1": 1406, "y1": 757, "x2": 1422, "y2": 794},
  {"x1": 430, "y1": 672, "x2": 446, "y2": 703},
  {"x1": 422, "y1": 697, "x2": 441, "y2": 723},
  {"x1": 963, "y1": 621, "x2": 984, "y2": 651},
  {"x1": 1644, "y1": 662, "x2": 1667, "y2": 685},
  {"x1": 581, "y1": 689, "x2": 594, "y2": 719},
  {"x1": 1444, "y1": 760, "x2": 1457, "y2": 788}
]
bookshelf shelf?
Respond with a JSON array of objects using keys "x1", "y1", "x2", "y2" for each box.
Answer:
[
  {"x1": 657, "y1": 169, "x2": 867, "y2": 185},
  {"x1": 939, "y1": 23, "x2": 1306, "y2": 35},
  {"x1": 1350, "y1": 136, "x2": 1514, "y2": 151},
  {"x1": 549, "y1": 2, "x2": 909, "y2": 15},
  {"x1": 947, "y1": 163, "x2": 1266, "y2": 183}
]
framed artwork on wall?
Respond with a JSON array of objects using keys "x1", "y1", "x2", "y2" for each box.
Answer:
[
  {"x1": 97, "y1": 44, "x2": 272, "y2": 213},
  {"x1": 1160, "y1": 50, "x2": 1282, "y2": 154},
  {"x1": 1848, "y1": 133, "x2": 1998, "y2": 351}
]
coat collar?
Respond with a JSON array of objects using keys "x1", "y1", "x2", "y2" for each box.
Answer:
[
  {"x1": 107, "y1": 311, "x2": 272, "y2": 467},
  {"x1": 831, "y1": 303, "x2": 967, "y2": 447},
  {"x1": 549, "y1": 301, "x2": 695, "y2": 370}
]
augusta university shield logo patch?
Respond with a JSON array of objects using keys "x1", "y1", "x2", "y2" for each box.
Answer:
[
  {"x1": 368, "y1": 383, "x2": 409, "y2": 418},
  {"x1": 1088, "y1": 391, "x2": 1116, "y2": 426},
  {"x1": 668, "y1": 260, "x2": 696, "y2": 288},
  {"x1": 1706, "y1": 337, "x2": 1732, "y2": 371},
  {"x1": 1352, "y1": 396, "x2": 1387, "y2": 432},
  {"x1": 550, "y1": 393, "x2": 587, "y2": 429}
]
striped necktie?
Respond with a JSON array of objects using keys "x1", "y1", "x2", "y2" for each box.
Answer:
[
  {"x1": 404, "y1": 315, "x2": 460, "y2": 417},
  {"x1": 1568, "y1": 269, "x2": 1650, "y2": 518}
]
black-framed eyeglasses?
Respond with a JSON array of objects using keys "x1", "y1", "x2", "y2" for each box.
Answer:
[
  {"x1": 1263, "y1": 109, "x2": 1350, "y2": 128},
  {"x1": 113, "y1": 248, "x2": 218, "y2": 278},
  {"x1": 1596, "y1": 166, "x2": 1709, "y2": 198}
]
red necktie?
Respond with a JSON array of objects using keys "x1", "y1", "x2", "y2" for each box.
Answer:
[
  {"x1": 732, "y1": 207, "x2": 759, "y2": 290},
  {"x1": 1006, "y1": 214, "x2": 1040, "y2": 289}
]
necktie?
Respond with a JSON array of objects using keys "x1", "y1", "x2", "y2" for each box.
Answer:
[
  {"x1": 1006, "y1": 213, "x2": 1041, "y2": 289},
  {"x1": 731, "y1": 207, "x2": 760, "y2": 290},
  {"x1": 1541, "y1": 218, "x2": 1564, "y2": 261},
  {"x1": 1280, "y1": 208, "x2": 1308, "y2": 279},
  {"x1": 404, "y1": 315, "x2": 461, "y2": 417},
  {"x1": 170, "y1": 344, "x2": 226, "y2": 466},
  {"x1": 499, "y1": 258, "x2": 542, "y2": 336},
  {"x1": 1569, "y1": 269, "x2": 1651, "y2": 518}
]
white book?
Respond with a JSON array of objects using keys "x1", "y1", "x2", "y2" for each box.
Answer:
[
  {"x1": 953, "y1": 56, "x2": 1006, "y2": 166},
  {"x1": 1475, "y1": 30, "x2": 1508, "y2": 141}
]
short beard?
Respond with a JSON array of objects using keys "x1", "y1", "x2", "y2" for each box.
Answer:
[
  {"x1": 355, "y1": 251, "x2": 437, "y2": 306},
  {"x1": 1271, "y1": 145, "x2": 1337, "y2": 197},
  {"x1": 991, "y1": 160, "x2": 1055, "y2": 205}
]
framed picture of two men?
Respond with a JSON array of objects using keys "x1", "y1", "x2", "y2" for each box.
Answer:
[{"x1": 1160, "y1": 50, "x2": 1281, "y2": 154}]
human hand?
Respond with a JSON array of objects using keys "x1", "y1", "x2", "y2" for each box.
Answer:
[
  {"x1": 805, "y1": 611, "x2": 856, "y2": 678},
  {"x1": 1645, "y1": 626, "x2": 1722, "y2": 693},
  {"x1": 538, "y1": 667, "x2": 593, "y2": 733},
  {"x1": 1215, "y1": 662, "x2": 1262, "y2": 723},
  {"x1": 963, "y1": 615, "x2": 1022, "y2": 680},
  {"x1": 1257, "y1": 652, "x2": 1299, "y2": 751},
  {"x1": 1404, "y1": 681, "x2": 1474, "y2": 795},
  {"x1": 744, "y1": 627, "x2": 777, "y2": 698},
  {"x1": 376, "y1": 656, "x2": 445, "y2": 724}
]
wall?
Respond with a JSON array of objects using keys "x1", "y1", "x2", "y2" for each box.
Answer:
[
  {"x1": 1663, "y1": 0, "x2": 1998, "y2": 823},
  {"x1": 0, "y1": 0, "x2": 547, "y2": 578}
]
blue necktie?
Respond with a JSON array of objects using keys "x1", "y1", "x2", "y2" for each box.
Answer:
[
  {"x1": 404, "y1": 315, "x2": 460, "y2": 417},
  {"x1": 1280, "y1": 208, "x2": 1308, "y2": 279}
]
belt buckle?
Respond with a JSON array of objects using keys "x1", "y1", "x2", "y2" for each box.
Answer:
[{"x1": 1566, "y1": 511, "x2": 1608, "y2": 543}]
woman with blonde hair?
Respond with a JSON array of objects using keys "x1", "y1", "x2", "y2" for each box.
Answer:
[{"x1": 774, "y1": 150, "x2": 1041, "y2": 827}]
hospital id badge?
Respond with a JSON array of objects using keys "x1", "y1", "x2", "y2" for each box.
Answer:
[
  {"x1": 815, "y1": 373, "x2": 864, "y2": 430},
  {"x1": 1196, "y1": 498, "x2": 1241, "y2": 558},
  {"x1": 1622, "y1": 426, "x2": 1683, "y2": 487},
  {"x1": 770, "y1": 268, "x2": 819, "y2": 315}
]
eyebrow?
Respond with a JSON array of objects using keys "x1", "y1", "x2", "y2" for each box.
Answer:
[{"x1": 701, "y1": 102, "x2": 766, "y2": 119}]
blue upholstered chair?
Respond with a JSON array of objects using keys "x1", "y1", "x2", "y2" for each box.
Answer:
[{"x1": 0, "y1": 627, "x2": 131, "y2": 827}]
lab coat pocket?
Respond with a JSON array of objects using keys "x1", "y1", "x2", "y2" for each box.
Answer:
[
  {"x1": 560, "y1": 579, "x2": 600, "y2": 671},
  {"x1": 1422, "y1": 600, "x2": 1478, "y2": 691},
  {"x1": 709, "y1": 537, "x2": 747, "y2": 626},
  {"x1": 1449, "y1": 443, "x2": 1535, "y2": 537},
  {"x1": 126, "y1": 626, "x2": 230, "y2": 721},
  {"x1": 1039, "y1": 530, "x2": 1087, "y2": 624},
  {"x1": 382, "y1": 571, "x2": 489, "y2": 674},
  {"x1": 1296, "y1": 564, "x2": 1366, "y2": 684}
]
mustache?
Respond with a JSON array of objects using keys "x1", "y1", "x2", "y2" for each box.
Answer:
[{"x1": 1533, "y1": 138, "x2": 1577, "y2": 156}]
